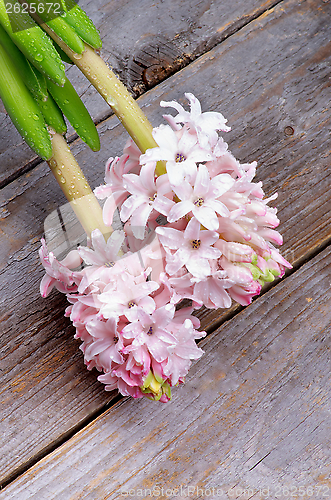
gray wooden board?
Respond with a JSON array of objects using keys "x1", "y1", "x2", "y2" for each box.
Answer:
[
  {"x1": 0, "y1": 0, "x2": 330, "y2": 487},
  {"x1": 0, "y1": 0, "x2": 283, "y2": 186},
  {"x1": 1, "y1": 241, "x2": 330, "y2": 500}
]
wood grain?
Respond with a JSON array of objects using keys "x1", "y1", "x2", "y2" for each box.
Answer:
[
  {"x1": 0, "y1": 0, "x2": 330, "y2": 487},
  {"x1": 1, "y1": 241, "x2": 330, "y2": 499},
  {"x1": 0, "y1": 0, "x2": 283, "y2": 186}
]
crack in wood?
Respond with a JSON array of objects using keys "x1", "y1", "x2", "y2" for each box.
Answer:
[{"x1": 249, "y1": 451, "x2": 272, "y2": 470}]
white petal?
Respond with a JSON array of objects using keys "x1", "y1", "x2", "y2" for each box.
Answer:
[
  {"x1": 186, "y1": 257, "x2": 211, "y2": 279},
  {"x1": 166, "y1": 248, "x2": 190, "y2": 274},
  {"x1": 185, "y1": 93, "x2": 202, "y2": 120},
  {"x1": 139, "y1": 162, "x2": 157, "y2": 193},
  {"x1": 120, "y1": 195, "x2": 146, "y2": 222},
  {"x1": 184, "y1": 218, "x2": 201, "y2": 241},
  {"x1": 156, "y1": 227, "x2": 184, "y2": 249},
  {"x1": 193, "y1": 206, "x2": 219, "y2": 231},
  {"x1": 194, "y1": 164, "x2": 210, "y2": 197},
  {"x1": 131, "y1": 204, "x2": 153, "y2": 237},
  {"x1": 168, "y1": 201, "x2": 192, "y2": 222},
  {"x1": 153, "y1": 125, "x2": 178, "y2": 153},
  {"x1": 172, "y1": 180, "x2": 193, "y2": 200},
  {"x1": 153, "y1": 195, "x2": 175, "y2": 216},
  {"x1": 166, "y1": 161, "x2": 185, "y2": 186},
  {"x1": 122, "y1": 173, "x2": 143, "y2": 196},
  {"x1": 102, "y1": 196, "x2": 117, "y2": 226},
  {"x1": 207, "y1": 199, "x2": 230, "y2": 217}
]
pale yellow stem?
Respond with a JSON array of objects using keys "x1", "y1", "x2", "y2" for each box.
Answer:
[
  {"x1": 72, "y1": 45, "x2": 156, "y2": 155},
  {"x1": 42, "y1": 25, "x2": 166, "y2": 175},
  {"x1": 47, "y1": 132, "x2": 111, "y2": 239}
]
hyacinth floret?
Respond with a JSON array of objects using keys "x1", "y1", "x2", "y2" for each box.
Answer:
[{"x1": 40, "y1": 94, "x2": 291, "y2": 402}]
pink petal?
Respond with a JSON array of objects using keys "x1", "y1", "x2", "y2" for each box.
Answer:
[
  {"x1": 139, "y1": 162, "x2": 157, "y2": 192},
  {"x1": 120, "y1": 195, "x2": 146, "y2": 222},
  {"x1": 207, "y1": 199, "x2": 230, "y2": 217},
  {"x1": 153, "y1": 195, "x2": 174, "y2": 216}
]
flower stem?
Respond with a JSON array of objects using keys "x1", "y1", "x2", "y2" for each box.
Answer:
[
  {"x1": 42, "y1": 25, "x2": 166, "y2": 175},
  {"x1": 47, "y1": 132, "x2": 111, "y2": 239},
  {"x1": 72, "y1": 44, "x2": 156, "y2": 155}
]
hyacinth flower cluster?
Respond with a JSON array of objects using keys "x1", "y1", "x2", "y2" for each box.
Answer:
[{"x1": 40, "y1": 93, "x2": 291, "y2": 402}]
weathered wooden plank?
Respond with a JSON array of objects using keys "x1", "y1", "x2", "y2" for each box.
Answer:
[
  {"x1": 0, "y1": 0, "x2": 283, "y2": 186},
  {"x1": 1, "y1": 239, "x2": 330, "y2": 499},
  {"x1": 0, "y1": 0, "x2": 330, "y2": 486}
]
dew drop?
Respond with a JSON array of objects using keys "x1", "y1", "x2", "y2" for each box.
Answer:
[
  {"x1": 35, "y1": 54, "x2": 44, "y2": 62},
  {"x1": 60, "y1": 177, "x2": 66, "y2": 184},
  {"x1": 49, "y1": 159, "x2": 57, "y2": 168},
  {"x1": 107, "y1": 97, "x2": 116, "y2": 106}
]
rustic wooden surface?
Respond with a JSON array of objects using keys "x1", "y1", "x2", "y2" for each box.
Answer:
[
  {"x1": 0, "y1": 0, "x2": 330, "y2": 497},
  {"x1": 1, "y1": 245, "x2": 330, "y2": 499}
]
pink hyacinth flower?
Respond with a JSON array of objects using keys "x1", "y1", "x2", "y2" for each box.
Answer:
[
  {"x1": 162, "y1": 318, "x2": 205, "y2": 385},
  {"x1": 98, "y1": 272, "x2": 159, "y2": 322},
  {"x1": 160, "y1": 92, "x2": 231, "y2": 148},
  {"x1": 120, "y1": 162, "x2": 174, "y2": 239},
  {"x1": 141, "y1": 125, "x2": 212, "y2": 186},
  {"x1": 94, "y1": 154, "x2": 131, "y2": 226},
  {"x1": 122, "y1": 304, "x2": 178, "y2": 363},
  {"x1": 192, "y1": 271, "x2": 234, "y2": 309},
  {"x1": 85, "y1": 316, "x2": 124, "y2": 369},
  {"x1": 167, "y1": 163, "x2": 234, "y2": 231},
  {"x1": 156, "y1": 217, "x2": 221, "y2": 279},
  {"x1": 39, "y1": 239, "x2": 82, "y2": 297}
]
